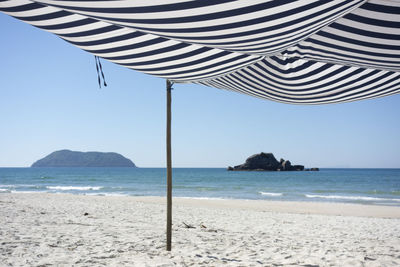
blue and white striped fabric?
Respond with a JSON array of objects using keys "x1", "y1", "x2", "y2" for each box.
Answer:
[{"x1": 1, "y1": 0, "x2": 399, "y2": 104}]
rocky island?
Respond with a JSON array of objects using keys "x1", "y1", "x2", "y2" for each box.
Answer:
[
  {"x1": 31, "y1": 150, "x2": 136, "y2": 167},
  {"x1": 228, "y1": 152, "x2": 318, "y2": 171}
]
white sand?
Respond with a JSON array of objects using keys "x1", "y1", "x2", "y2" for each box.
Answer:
[{"x1": 1, "y1": 193, "x2": 400, "y2": 266}]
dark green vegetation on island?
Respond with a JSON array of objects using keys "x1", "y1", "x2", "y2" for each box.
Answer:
[
  {"x1": 228, "y1": 152, "x2": 319, "y2": 171},
  {"x1": 31, "y1": 150, "x2": 136, "y2": 167}
]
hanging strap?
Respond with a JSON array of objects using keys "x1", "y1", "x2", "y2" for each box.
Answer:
[
  {"x1": 94, "y1": 56, "x2": 107, "y2": 88},
  {"x1": 94, "y1": 56, "x2": 101, "y2": 88}
]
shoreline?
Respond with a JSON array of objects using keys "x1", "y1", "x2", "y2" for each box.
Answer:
[
  {"x1": 138, "y1": 196, "x2": 400, "y2": 219},
  {"x1": 2, "y1": 193, "x2": 400, "y2": 266},
  {"x1": 3, "y1": 190, "x2": 400, "y2": 207},
  {"x1": 2, "y1": 192, "x2": 400, "y2": 218}
]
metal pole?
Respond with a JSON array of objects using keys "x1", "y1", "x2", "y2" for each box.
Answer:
[{"x1": 166, "y1": 80, "x2": 173, "y2": 251}]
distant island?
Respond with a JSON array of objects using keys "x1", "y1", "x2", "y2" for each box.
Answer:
[
  {"x1": 228, "y1": 152, "x2": 318, "y2": 171},
  {"x1": 31, "y1": 150, "x2": 136, "y2": 167}
]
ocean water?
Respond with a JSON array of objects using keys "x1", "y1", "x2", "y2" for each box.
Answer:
[{"x1": 1, "y1": 168, "x2": 400, "y2": 206}]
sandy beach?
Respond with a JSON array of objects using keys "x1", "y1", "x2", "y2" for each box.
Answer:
[{"x1": 1, "y1": 193, "x2": 400, "y2": 266}]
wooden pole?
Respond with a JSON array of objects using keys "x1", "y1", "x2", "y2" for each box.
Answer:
[{"x1": 166, "y1": 80, "x2": 173, "y2": 251}]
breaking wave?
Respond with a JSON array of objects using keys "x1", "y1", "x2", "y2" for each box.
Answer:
[
  {"x1": 46, "y1": 186, "x2": 103, "y2": 191},
  {"x1": 259, "y1": 192, "x2": 283, "y2": 197}
]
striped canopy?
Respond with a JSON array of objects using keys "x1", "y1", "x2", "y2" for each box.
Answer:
[{"x1": 1, "y1": 0, "x2": 399, "y2": 104}]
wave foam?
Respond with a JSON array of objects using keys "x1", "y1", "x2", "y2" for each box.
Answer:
[
  {"x1": 259, "y1": 192, "x2": 282, "y2": 197},
  {"x1": 305, "y1": 194, "x2": 400, "y2": 202},
  {"x1": 0, "y1": 184, "x2": 37, "y2": 188},
  {"x1": 46, "y1": 186, "x2": 103, "y2": 191}
]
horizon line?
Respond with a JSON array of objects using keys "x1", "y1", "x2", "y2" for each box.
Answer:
[{"x1": 1, "y1": 166, "x2": 400, "y2": 169}]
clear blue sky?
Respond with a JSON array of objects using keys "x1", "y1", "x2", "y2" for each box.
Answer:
[{"x1": 1, "y1": 13, "x2": 399, "y2": 168}]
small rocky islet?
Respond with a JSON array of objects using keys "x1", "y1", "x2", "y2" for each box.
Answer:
[{"x1": 228, "y1": 152, "x2": 319, "y2": 171}]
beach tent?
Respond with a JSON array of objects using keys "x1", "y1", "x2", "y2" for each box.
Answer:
[{"x1": 1, "y1": 0, "x2": 399, "y2": 251}]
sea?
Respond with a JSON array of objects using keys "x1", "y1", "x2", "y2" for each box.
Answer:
[{"x1": 1, "y1": 168, "x2": 400, "y2": 206}]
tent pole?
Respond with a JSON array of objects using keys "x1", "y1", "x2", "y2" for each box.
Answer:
[{"x1": 166, "y1": 79, "x2": 173, "y2": 251}]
